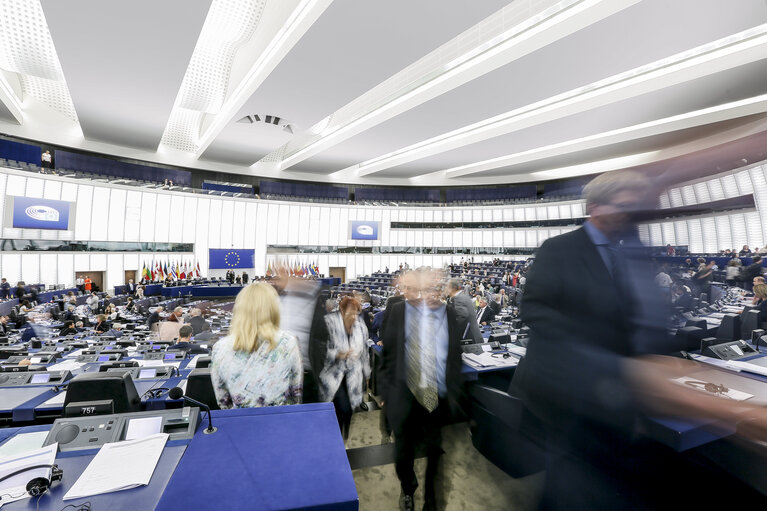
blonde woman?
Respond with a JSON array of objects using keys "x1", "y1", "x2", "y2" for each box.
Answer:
[{"x1": 211, "y1": 283, "x2": 303, "y2": 408}]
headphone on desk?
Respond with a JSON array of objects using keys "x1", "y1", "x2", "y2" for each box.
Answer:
[{"x1": 0, "y1": 463, "x2": 63, "y2": 499}]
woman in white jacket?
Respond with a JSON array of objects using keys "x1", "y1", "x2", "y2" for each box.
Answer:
[{"x1": 319, "y1": 295, "x2": 370, "y2": 439}]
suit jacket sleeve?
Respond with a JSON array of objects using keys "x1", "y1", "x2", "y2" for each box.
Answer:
[{"x1": 378, "y1": 302, "x2": 403, "y2": 402}]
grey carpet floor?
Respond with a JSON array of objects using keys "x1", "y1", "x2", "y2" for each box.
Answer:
[{"x1": 346, "y1": 408, "x2": 543, "y2": 510}]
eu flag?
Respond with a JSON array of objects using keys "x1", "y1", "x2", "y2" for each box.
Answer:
[{"x1": 209, "y1": 249, "x2": 255, "y2": 269}]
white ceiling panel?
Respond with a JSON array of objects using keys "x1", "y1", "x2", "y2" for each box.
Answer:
[{"x1": 41, "y1": 0, "x2": 211, "y2": 149}]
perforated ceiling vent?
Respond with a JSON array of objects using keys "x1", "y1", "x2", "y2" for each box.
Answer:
[{"x1": 237, "y1": 114, "x2": 294, "y2": 135}]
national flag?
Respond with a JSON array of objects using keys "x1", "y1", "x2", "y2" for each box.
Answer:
[
  {"x1": 150, "y1": 262, "x2": 156, "y2": 281},
  {"x1": 141, "y1": 263, "x2": 149, "y2": 281},
  {"x1": 180, "y1": 262, "x2": 186, "y2": 280},
  {"x1": 196, "y1": 262, "x2": 201, "y2": 277}
]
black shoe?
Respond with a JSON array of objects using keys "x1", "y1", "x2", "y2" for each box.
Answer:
[{"x1": 399, "y1": 493, "x2": 414, "y2": 511}]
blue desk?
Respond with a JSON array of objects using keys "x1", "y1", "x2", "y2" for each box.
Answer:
[
  {"x1": 144, "y1": 284, "x2": 163, "y2": 296},
  {"x1": 0, "y1": 405, "x2": 358, "y2": 510},
  {"x1": 156, "y1": 404, "x2": 358, "y2": 511}
]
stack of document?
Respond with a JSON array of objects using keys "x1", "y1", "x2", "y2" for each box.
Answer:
[{"x1": 63, "y1": 433, "x2": 168, "y2": 500}]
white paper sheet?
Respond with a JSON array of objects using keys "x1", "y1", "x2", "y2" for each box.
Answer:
[
  {"x1": 125, "y1": 416, "x2": 164, "y2": 441},
  {"x1": 63, "y1": 433, "x2": 168, "y2": 500},
  {"x1": 671, "y1": 376, "x2": 754, "y2": 401}
]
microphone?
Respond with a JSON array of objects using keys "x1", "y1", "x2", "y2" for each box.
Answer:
[{"x1": 168, "y1": 386, "x2": 217, "y2": 434}]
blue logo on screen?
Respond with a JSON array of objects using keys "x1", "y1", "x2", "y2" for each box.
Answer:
[
  {"x1": 12, "y1": 196, "x2": 70, "y2": 230},
  {"x1": 351, "y1": 221, "x2": 379, "y2": 240}
]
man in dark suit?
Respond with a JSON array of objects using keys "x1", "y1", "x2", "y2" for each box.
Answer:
[
  {"x1": 146, "y1": 306, "x2": 163, "y2": 330},
  {"x1": 379, "y1": 270, "x2": 466, "y2": 511},
  {"x1": 475, "y1": 297, "x2": 495, "y2": 326},
  {"x1": 187, "y1": 308, "x2": 211, "y2": 335},
  {"x1": 0, "y1": 278, "x2": 10, "y2": 299},
  {"x1": 512, "y1": 171, "x2": 767, "y2": 509},
  {"x1": 126, "y1": 279, "x2": 137, "y2": 295},
  {"x1": 445, "y1": 278, "x2": 482, "y2": 343}
]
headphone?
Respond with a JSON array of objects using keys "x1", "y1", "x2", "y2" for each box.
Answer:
[
  {"x1": 491, "y1": 352, "x2": 513, "y2": 359},
  {"x1": 0, "y1": 464, "x2": 63, "y2": 499}
]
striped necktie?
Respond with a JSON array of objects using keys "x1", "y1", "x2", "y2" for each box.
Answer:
[{"x1": 406, "y1": 307, "x2": 438, "y2": 412}]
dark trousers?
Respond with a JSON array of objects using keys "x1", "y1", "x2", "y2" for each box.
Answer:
[
  {"x1": 393, "y1": 395, "x2": 449, "y2": 497},
  {"x1": 302, "y1": 369, "x2": 319, "y2": 404},
  {"x1": 333, "y1": 377, "x2": 353, "y2": 437}
]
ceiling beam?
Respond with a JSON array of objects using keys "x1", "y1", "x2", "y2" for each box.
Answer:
[
  {"x1": 272, "y1": 0, "x2": 642, "y2": 171},
  {"x1": 0, "y1": 71, "x2": 23, "y2": 124},
  {"x1": 347, "y1": 24, "x2": 767, "y2": 179},
  {"x1": 192, "y1": 0, "x2": 333, "y2": 158},
  {"x1": 402, "y1": 94, "x2": 767, "y2": 180}
]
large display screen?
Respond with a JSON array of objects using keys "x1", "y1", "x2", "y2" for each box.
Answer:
[
  {"x1": 10, "y1": 196, "x2": 72, "y2": 230},
  {"x1": 350, "y1": 221, "x2": 379, "y2": 240}
]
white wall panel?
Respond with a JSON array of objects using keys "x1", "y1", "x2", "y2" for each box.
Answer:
[
  {"x1": 152, "y1": 194, "x2": 171, "y2": 243},
  {"x1": 58, "y1": 254, "x2": 74, "y2": 287},
  {"x1": 745, "y1": 211, "x2": 763, "y2": 249},
  {"x1": 660, "y1": 222, "x2": 675, "y2": 246},
  {"x1": 276, "y1": 204, "x2": 289, "y2": 245},
  {"x1": 700, "y1": 218, "x2": 718, "y2": 253},
  {"x1": 107, "y1": 188, "x2": 127, "y2": 241},
  {"x1": 253, "y1": 203, "x2": 267, "y2": 275},
  {"x1": 21, "y1": 254, "x2": 39, "y2": 285},
  {"x1": 195, "y1": 199, "x2": 210, "y2": 275},
  {"x1": 123, "y1": 253, "x2": 139, "y2": 271},
  {"x1": 124, "y1": 191, "x2": 142, "y2": 242},
  {"x1": 168, "y1": 194, "x2": 185, "y2": 243},
  {"x1": 39, "y1": 253, "x2": 57, "y2": 288},
  {"x1": 297, "y1": 206, "x2": 309, "y2": 245},
  {"x1": 107, "y1": 254, "x2": 124, "y2": 292},
  {"x1": 668, "y1": 188, "x2": 684, "y2": 207},
  {"x1": 735, "y1": 170, "x2": 754, "y2": 195},
  {"x1": 693, "y1": 182, "x2": 710, "y2": 203},
  {"x1": 637, "y1": 224, "x2": 650, "y2": 245},
  {"x1": 339, "y1": 208, "x2": 349, "y2": 245},
  {"x1": 138, "y1": 192, "x2": 156, "y2": 242},
  {"x1": 714, "y1": 217, "x2": 732, "y2": 251},
  {"x1": 730, "y1": 214, "x2": 748, "y2": 250},
  {"x1": 243, "y1": 202, "x2": 257, "y2": 248},
  {"x1": 74, "y1": 254, "x2": 89, "y2": 272},
  {"x1": 2, "y1": 254, "x2": 20, "y2": 284},
  {"x1": 287, "y1": 205, "x2": 300, "y2": 245},
  {"x1": 90, "y1": 254, "x2": 107, "y2": 271},
  {"x1": 89, "y1": 188, "x2": 110, "y2": 241},
  {"x1": 219, "y1": 200, "x2": 235, "y2": 248},
  {"x1": 207, "y1": 199, "x2": 223, "y2": 248},
  {"x1": 181, "y1": 196, "x2": 198, "y2": 244},
  {"x1": 707, "y1": 179, "x2": 725, "y2": 201},
  {"x1": 25, "y1": 177, "x2": 44, "y2": 198},
  {"x1": 74, "y1": 185, "x2": 93, "y2": 240}
]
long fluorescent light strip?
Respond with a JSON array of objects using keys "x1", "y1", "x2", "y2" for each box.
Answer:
[
  {"x1": 353, "y1": 24, "x2": 767, "y2": 176},
  {"x1": 438, "y1": 94, "x2": 767, "y2": 178},
  {"x1": 279, "y1": 0, "x2": 616, "y2": 169}
]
